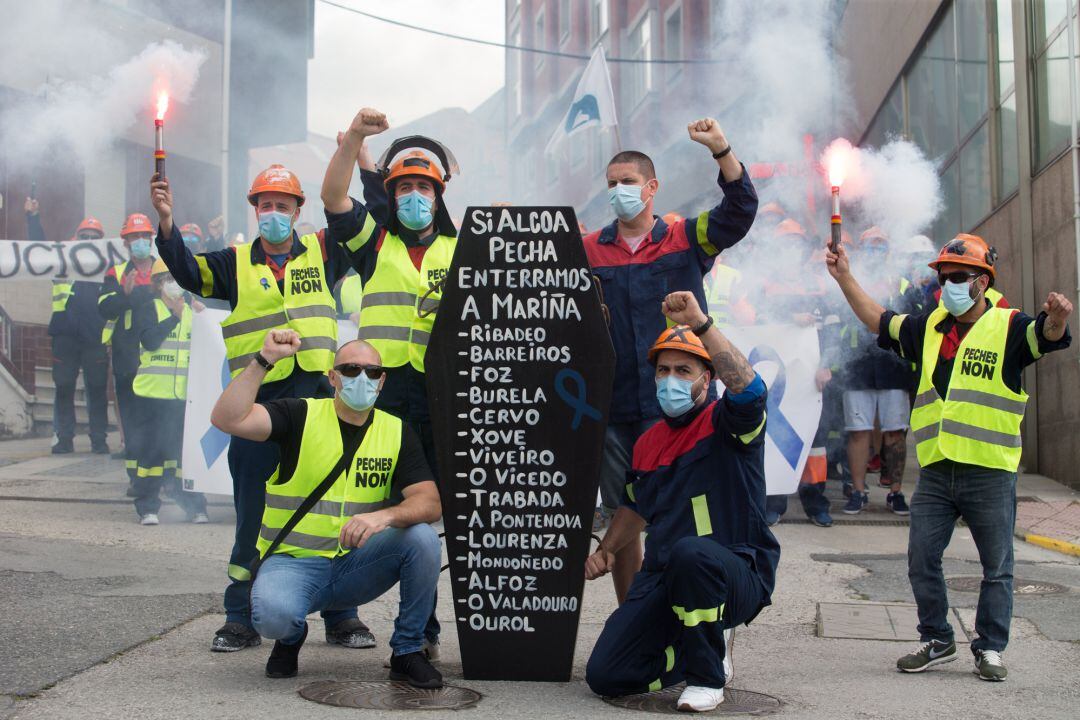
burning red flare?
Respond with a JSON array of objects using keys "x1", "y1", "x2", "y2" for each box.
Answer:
[
  {"x1": 156, "y1": 91, "x2": 169, "y2": 122},
  {"x1": 823, "y1": 138, "x2": 854, "y2": 188}
]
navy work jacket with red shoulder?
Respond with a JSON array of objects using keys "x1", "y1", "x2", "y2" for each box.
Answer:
[{"x1": 583, "y1": 167, "x2": 758, "y2": 424}]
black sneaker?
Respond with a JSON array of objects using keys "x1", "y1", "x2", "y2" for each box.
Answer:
[
  {"x1": 266, "y1": 623, "x2": 307, "y2": 678},
  {"x1": 325, "y1": 618, "x2": 376, "y2": 648},
  {"x1": 52, "y1": 440, "x2": 74, "y2": 455},
  {"x1": 211, "y1": 622, "x2": 262, "y2": 652},
  {"x1": 91, "y1": 442, "x2": 110, "y2": 455},
  {"x1": 887, "y1": 492, "x2": 911, "y2": 516},
  {"x1": 389, "y1": 650, "x2": 444, "y2": 688},
  {"x1": 896, "y1": 639, "x2": 957, "y2": 672}
]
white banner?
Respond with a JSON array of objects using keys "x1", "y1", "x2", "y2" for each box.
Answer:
[
  {"x1": 181, "y1": 308, "x2": 359, "y2": 495},
  {"x1": 717, "y1": 324, "x2": 823, "y2": 496},
  {"x1": 0, "y1": 237, "x2": 128, "y2": 280}
]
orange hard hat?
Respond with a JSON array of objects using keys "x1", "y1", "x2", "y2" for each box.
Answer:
[
  {"x1": 662, "y1": 212, "x2": 684, "y2": 225},
  {"x1": 773, "y1": 218, "x2": 807, "y2": 239},
  {"x1": 383, "y1": 151, "x2": 447, "y2": 193},
  {"x1": 647, "y1": 325, "x2": 713, "y2": 368},
  {"x1": 759, "y1": 202, "x2": 787, "y2": 218},
  {"x1": 120, "y1": 213, "x2": 154, "y2": 238},
  {"x1": 929, "y1": 233, "x2": 998, "y2": 280},
  {"x1": 180, "y1": 223, "x2": 203, "y2": 239},
  {"x1": 859, "y1": 226, "x2": 888, "y2": 245},
  {"x1": 76, "y1": 217, "x2": 104, "y2": 236},
  {"x1": 247, "y1": 164, "x2": 305, "y2": 207}
]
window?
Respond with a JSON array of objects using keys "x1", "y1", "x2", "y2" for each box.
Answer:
[
  {"x1": 558, "y1": 0, "x2": 571, "y2": 45},
  {"x1": 626, "y1": 11, "x2": 654, "y2": 109},
  {"x1": 959, "y1": 123, "x2": 991, "y2": 228},
  {"x1": 591, "y1": 0, "x2": 608, "y2": 43},
  {"x1": 508, "y1": 20, "x2": 523, "y2": 116},
  {"x1": 956, "y1": 0, "x2": 989, "y2": 138},
  {"x1": 908, "y1": 5, "x2": 957, "y2": 162},
  {"x1": 535, "y1": 7, "x2": 546, "y2": 72},
  {"x1": 1031, "y1": 0, "x2": 1073, "y2": 169},
  {"x1": 665, "y1": 5, "x2": 683, "y2": 83},
  {"x1": 995, "y1": 0, "x2": 1018, "y2": 197},
  {"x1": 863, "y1": 80, "x2": 904, "y2": 149}
]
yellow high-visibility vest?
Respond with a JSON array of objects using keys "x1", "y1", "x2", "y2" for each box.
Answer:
[
  {"x1": 909, "y1": 306, "x2": 1027, "y2": 471},
  {"x1": 99, "y1": 261, "x2": 129, "y2": 345},
  {"x1": 357, "y1": 233, "x2": 456, "y2": 372},
  {"x1": 52, "y1": 281, "x2": 73, "y2": 314},
  {"x1": 704, "y1": 264, "x2": 741, "y2": 327},
  {"x1": 133, "y1": 299, "x2": 191, "y2": 400},
  {"x1": 340, "y1": 274, "x2": 364, "y2": 316},
  {"x1": 257, "y1": 399, "x2": 402, "y2": 559},
  {"x1": 220, "y1": 234, "x2": 337, "y2": 382}
]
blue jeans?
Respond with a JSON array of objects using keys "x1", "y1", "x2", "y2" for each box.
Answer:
[
  {"x1": 907, "y1": 461, "x2": 1016, "y2": 653},
  {"x1": 251, "y1": 524, "x2": 441, "y2": 654}
]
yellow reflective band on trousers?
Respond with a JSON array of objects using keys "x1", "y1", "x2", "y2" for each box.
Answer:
[
  {"x1": 100, "y1": 261, "x2": 129, "y2": 344},
  {"x1": 648, "y1": 678, "x2": 662, "y2": 692},
  {"x1": 339, "y1": 273, "x2": 364, "y2": 316},
  {"x1": 221, "y1": 234, "x2": 337, "y2": 382},
  {"x1": 909, "y1": 306, "x2": 1027, "y2": 471},
  {"x1": 673, "y1": 603, "x2": 723, "y2": 627},
  {"x1": 705, "y1": 263, "x2": 740, "y2": 326},
  {"x1": 52, "y1": 281, "x2": 73, "y2": 313},
  {"x1": 664, "y1": 645, "x2": 675, "y2": 673},
  {"x1": 134, "y1": 300, "x2": 192, "y2": 400},
  {"x1": 691, "y1": 494, "x2": 713, "y2": 536},
  {"x1": 357, "y1": 232, "x2": 456, "y2": 372},
  {"x1": 228, "y1": 563, "x2": 252, "y2": 581},
  {"x1": 256, "y1": 398, "x2": 402, "y2": 559}
]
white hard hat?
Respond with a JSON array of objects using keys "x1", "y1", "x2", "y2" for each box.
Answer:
[{"x1": 899, "y1": 234, "x2": 934, "y2": 255}]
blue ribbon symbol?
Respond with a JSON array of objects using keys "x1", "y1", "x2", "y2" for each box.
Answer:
[
  {"x1": 554, "y1": 368, "x2": 602, "y2": 430},
  {"x1": 199, "y1": 358, "x2": 231, "y2": 467},
  {"x1": 260, "y1": 278, "x2": 271, "y2": 291},
  {"x1": 748, "y1": 345, "x2": 803, "y2": 469}
]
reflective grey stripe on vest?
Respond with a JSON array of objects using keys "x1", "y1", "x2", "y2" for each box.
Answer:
[
  {"x1": 136, "y1": 366, "x2": 185, "y2": 376},
  {"x1": 940, "y1": 418, "x2": 1022, "y2": 448},
  {"x1": 157, "y1": 340, "x2": 186, "y2": 350},
  {"x1": 287, "y1": 305, "x2": 336, "y2": 321},
  {"x1": 912, "y1": 424, "x2": 939, "y2": 444},
  {"x1": 362, "y1": 291, "x2": 417, "y2": 308},
  {"x1": 264, "y1": 494, "x2": 387, "y2": 517},
  {"x1": 411, "y1": 329, "x2": 431, "y2": 347},
  {"x1": 358, "y1": 325, "x2": 412, "y2": 342},
  {"x1": 259, "y1": 525, "x2": 339, "y2": 552},
  {"x1": 948, "y1": 389, "x2": 1027, "y2": 416},
  {"x1": 221, "y1": 311, "x2": 288, "y2": 339},
  {"x1": 417, "y1": 298, "x2": 439, "y2": 315},
  {"x1": 228, "y1": 336, "x2": 337, "y2": 372},
  {"x1": 912, "y1": 389, "x2": 939, "y2": 410}
]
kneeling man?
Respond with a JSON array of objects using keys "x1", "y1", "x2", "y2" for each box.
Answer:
[
  {"x1": 211, "y1": 330, "x2": 442, "y2": 687},
  {"x1": 585, "y1": 291, "x2": 780, "y2": 712}
]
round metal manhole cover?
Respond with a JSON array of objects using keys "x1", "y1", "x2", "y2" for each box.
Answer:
[
  {"x1": 604, "y1": 686, "x2": 781, "y2": 715},
  {"x1": 946, "y1": 576, "x2": 1068, "y2": 595},
  {"x1": 298, "y1": 680, "x2": 482, "y2": 710}
]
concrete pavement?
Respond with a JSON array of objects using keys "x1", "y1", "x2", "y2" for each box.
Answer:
[{"x1": 1, "y1": 433, "x2": 1078, "y2": 718}]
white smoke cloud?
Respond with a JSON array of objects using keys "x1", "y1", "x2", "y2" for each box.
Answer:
[{"x1": 1, "y1": 40, "x2": 207, "y2": 171}]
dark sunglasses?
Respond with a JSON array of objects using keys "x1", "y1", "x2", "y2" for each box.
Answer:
[
  {"x1": 334, "y1": 363, "x2": 384, "y2": 380},
  {"x1": 938, "y1": 270, "x2": 980, "y2": 285}
]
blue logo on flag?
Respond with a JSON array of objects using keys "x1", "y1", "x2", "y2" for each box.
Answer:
[{"x1": 565, "y1": 94, "x2": 601, "y2": 133}]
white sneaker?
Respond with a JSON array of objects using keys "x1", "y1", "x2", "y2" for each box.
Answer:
[
  {"x1": 723, "y1": 627, "x2": 735, "y2": 685},
  {"x1": 140, "y1": 514, "x2": 159, "y2": 526},
  {"x1": 191, "y1": 513, "x2": 209, "y2": 524},
  {"x1": 382, "y1": 638, "x2": 440, "y2": 668},
  {"x1": 677, "y1": 685, "x2": 725, "y2": 712}
]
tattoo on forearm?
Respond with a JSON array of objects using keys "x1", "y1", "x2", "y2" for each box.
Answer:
[{"x1": 711, "y1": 347, "x2": 755, "y2": 393}]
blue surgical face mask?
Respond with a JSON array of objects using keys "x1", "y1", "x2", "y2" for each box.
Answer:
[
  {"x1": 338, "y1": 373, "x2": 380, "y2": 412},
  {"x1": 941, "y1": 279, "x2": 977, "y2": 316},
  {"x1": 258, "y1": 211, "x2": 293, "y2": 245},
  {"x1": 182, "y1": 234, "x2": 200, "y2": 248},
  {"x1": 129, "y1": 237, "x2": 152, "y2": 259},
  {"x1": 656, "y1": 372, "x2": 706, "y2": 418},
  {"x1": 608, "y1": 183, "x2": 647, "y2": 222},
  {"x1": 396, "y1": 190, "x2": 434, "y2": 231}
]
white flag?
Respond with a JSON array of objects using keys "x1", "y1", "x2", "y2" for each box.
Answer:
[{"x1": 545, "y1": 46, "x2": 618, "y2": 154}]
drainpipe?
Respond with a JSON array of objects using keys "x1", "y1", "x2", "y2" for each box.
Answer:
[{"x1": 1067, "y1": 7, "x2": 1080, "y2": 357}]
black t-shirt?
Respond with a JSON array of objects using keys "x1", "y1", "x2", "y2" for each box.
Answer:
[{"x1": 261, "y1": 398, "x2": 432, "y2": 490}]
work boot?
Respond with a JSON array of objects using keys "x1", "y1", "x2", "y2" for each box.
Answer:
[
  {"x1": 389, "y1": 651, "x2": 443, "y2": 688},
  {"x1": 974, "y1": 650, "x2": 1007, "y2": 681},
  {"x1": 896, "y1": 639, "x2": 956, "y2": 672},
  {"x1": 211, "y1": 622, "x2": 262, "y2": 652},
  {"x1": 325, "y1": 618, "x2": 376, "y2": 648},
  {"x1": 52, "y1": 439, "x2": 74, "y2": 455},
  {"x1": 266, "y1": 623, "x2": 308, "y2": 679},
  {"x1": 91, "y1": 442, "x2": 110, "y2": 455},
  {"x1": 677, "y1": 686, "x2": 724, "y2": 712}
]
